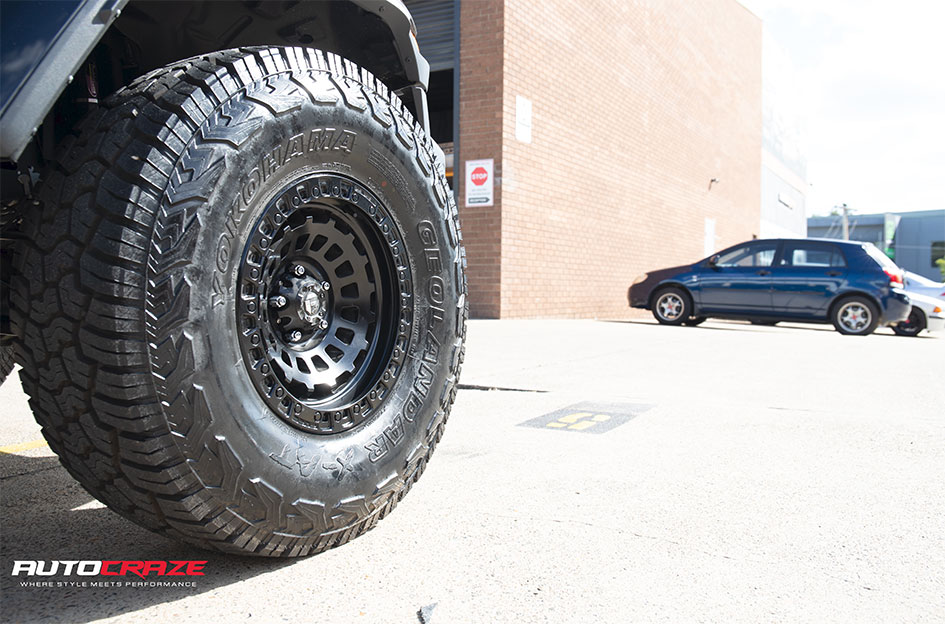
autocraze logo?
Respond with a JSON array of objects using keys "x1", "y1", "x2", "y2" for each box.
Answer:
[{"x1": 12, "y1": 560, "x2": 207, "y2": 578}]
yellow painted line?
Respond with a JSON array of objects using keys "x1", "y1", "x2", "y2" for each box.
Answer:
[
  {"x1": 546, "y1": 422, "x2": 567, "y2": 428},
  {"x1": 558, "y1": 412, "x2": 592, "y2": 424},
  {"x1": 592, "y1": 414, "x2": 611, "y2": 422},
  {"x1": 568, "y1": 421, "x2": 598, "y2": 431},
  {"x1": 0, "y1": 439, "x2": 48, "y2": 454}
]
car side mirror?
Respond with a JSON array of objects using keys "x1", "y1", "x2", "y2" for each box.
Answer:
[{"x1": 707, "y1": 254, "x2": 720, "y2": 267}]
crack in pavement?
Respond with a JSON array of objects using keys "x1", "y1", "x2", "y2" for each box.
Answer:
[
  {"x1": 458, "y1": 384, "x2": 547, "y2": 393},
  {"x1": 0, "y1": 466, "x2": 60, "y2": 481}
]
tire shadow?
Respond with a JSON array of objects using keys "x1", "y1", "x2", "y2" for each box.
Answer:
[{"x1": 0, "y1": 451, "x2": 294, "y2": 623}]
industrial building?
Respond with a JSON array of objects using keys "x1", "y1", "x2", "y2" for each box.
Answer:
[
  {"x1": 808, "y1": 210, "x2": 945, "y2": 282},
  {"x1": 406, "y1": 0, "x2": 763, "y2": 318}
]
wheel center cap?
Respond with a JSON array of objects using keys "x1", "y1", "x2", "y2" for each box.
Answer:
[{"x1": 298, "y1": 282, "x2": 326, "y2": 325}]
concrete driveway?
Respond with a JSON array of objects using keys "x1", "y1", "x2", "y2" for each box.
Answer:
[{"x1": 2, "y1": 319, "x2": 943, "y2": 623}]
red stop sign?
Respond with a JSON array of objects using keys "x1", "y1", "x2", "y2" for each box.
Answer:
[{"x1": 470, "y1": 166, "x2": 488, "y2": 186}]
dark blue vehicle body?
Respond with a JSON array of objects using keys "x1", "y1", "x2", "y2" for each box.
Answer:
[
  {"x1": 629, "y1": 238, "x2": 911, "y2": 326},
  {"x1": 0, "y1": 0, "x2": 430, "y2": 163}
]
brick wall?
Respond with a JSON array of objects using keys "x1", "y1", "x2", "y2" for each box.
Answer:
[
  {"x1": 457, "y1": 0, "x2": 504, "y2": 318},
  {"x1": 458, "y1": 0, "x2": 762, "y2": 319}
]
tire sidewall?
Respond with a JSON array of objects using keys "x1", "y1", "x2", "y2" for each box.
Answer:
[{"x1": 149, "y1": 65, "x2": 458, "y2": 518}]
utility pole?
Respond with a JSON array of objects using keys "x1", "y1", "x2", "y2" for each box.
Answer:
[{"x1": 840, "y1": 203, "x2": 850, "y2": 240}]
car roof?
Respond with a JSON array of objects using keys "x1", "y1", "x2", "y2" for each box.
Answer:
[{"x1": 743, "y1": 238, "x2": 866, "y2": 247}]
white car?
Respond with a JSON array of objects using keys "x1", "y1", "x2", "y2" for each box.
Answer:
[
  {"x1": 890, "y1": 291, "x2": 945, "y2": 337},
  {"x1": 903, "y1": 271, "x2": 945, "y2": 300}
]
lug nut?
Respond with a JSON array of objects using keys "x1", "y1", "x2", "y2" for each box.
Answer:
[
  {"x1": 322, "y1": 281, "x2": 330, "y2": 291},
  {"x1": 270, "y1": 295, "x2": 287, "y2": 308},
  {"x1": 292, "y1": 264, "x2": 305, "y2": 277},
  {"x1": 319, "y1": 320, "x2": 329, "y2": 329},
  {"x1": 289, "y1": 330, "x2": 302, "y2": 342}
]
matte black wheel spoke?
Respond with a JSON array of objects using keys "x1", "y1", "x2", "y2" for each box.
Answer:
[{"x1": 237, "y1": 175, "x2": 404, "y2": 434}]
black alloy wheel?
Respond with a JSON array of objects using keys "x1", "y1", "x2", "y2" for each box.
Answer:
[{"x1": 237, "y1": 175, "x2": 403, "y2": 434}]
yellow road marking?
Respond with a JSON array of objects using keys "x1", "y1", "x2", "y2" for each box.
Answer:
[
  {"x1": 545, "y1": 412, "x2": 614, "y2": 431},
  {"x1": 0, "y1": 439, "x2": 48, "y2": 454},
  {"x1": 558, "y1": 412, "x2": 592, "y2": 424}
]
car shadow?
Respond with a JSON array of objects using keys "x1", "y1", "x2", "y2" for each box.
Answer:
[
  {"x1": 609, "y1": 319, "x2": 939, "y2": 338},
  {"x1": 603, "y1": 319, "x2": 755, "y2": 332},
  {"x1": 871, "y1": 330, "x2": 941, "y2": 339},
  {"x1": 605, "y1": 319, "x2": 851, "y2": 334},
  {"x1": 0, "y1": 450, "x2": 295, "y2": 623}
]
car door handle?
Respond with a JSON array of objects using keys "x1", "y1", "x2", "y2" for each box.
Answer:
[
  {"x1": 826, "y1": 271, "x2": 842, "y2": 276},
  {"x1": 757, "y1": 270, "x2": 771, "y2": 276}
]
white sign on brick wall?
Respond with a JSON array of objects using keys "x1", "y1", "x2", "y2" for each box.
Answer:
[
  {"x1": 515, "y1": 95, "x2": 532, "y2": 144},
  {"x1": 704, "y1": 218, "x2": 717, "y2": 256},
  {"x1": 465, "y1": 158, "x2": 494, "y2": 207}
]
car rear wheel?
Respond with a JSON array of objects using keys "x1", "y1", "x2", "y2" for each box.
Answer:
[
  {"x1": 832, "y1": 296, "x2": 879, "y2": 336},
  {"x1": 652, "y1": 287, "x2": 690, "y2": 325},
  {"x1": 891, "y1": 306, "x2": 926, "y2": 337}
]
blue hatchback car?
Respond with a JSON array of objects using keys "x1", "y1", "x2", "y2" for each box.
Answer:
[{"x1": 629, "y1": 239, "x2": 911, "y2": 335}]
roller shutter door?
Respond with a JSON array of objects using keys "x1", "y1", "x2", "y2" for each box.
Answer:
[{"x1": 404, "y1": 0, "x2": 456, "y2": 72}]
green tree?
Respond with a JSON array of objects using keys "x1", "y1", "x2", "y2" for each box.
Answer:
[{"x1": 936, "y1": 256, "x2": 945, "y2": 280}]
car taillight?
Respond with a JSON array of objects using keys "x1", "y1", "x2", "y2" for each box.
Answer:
[{"x1": 884, "y1": 268, "x2": 904, "y2": 288}]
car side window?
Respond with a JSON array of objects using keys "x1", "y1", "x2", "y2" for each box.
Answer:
[
  {"x1": 716, "y1": 243, "x2": 778, "y2": 268},
  {"x1": 779, "y1": 242, "x2": 846, "y2": 268}
]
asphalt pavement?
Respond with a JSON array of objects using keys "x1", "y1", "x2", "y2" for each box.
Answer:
[{"x1": 1, "y1": 319, "x2": 943, "y2": 623}]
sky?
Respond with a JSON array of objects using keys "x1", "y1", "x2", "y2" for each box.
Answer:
[{"x1": 740, "y1": 0, "x2": 945, "y2": 217}]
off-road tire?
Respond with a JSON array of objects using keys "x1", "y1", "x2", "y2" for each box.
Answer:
[
  {"x1": 10, "y1": 47, "x2": 466, "y2": 557},
  {"x1": 652, "y1": 286, "x2": 690, "y2": 325},
  {"x1": 831, "y1": 295, "x2": 879, "y2": 336},
  {"x1": 0, "y1": 346, "x2": 13, "y2": 385}
]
